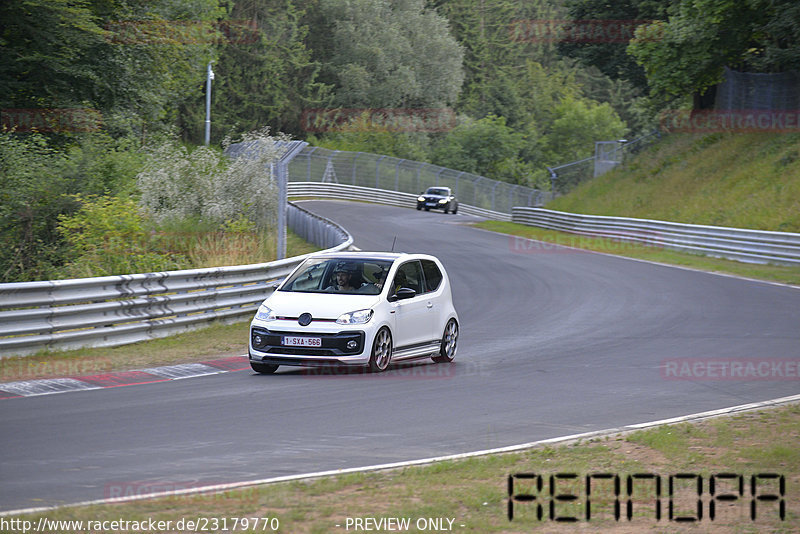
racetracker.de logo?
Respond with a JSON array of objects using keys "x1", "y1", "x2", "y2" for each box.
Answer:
[
  {"x1": 661, "y1": 358, "x2": 800, "y2": 381},
  {"x1": 509, "y1": 19, "x2": 662, "y2": 43},
  {"x1": 660, "y1": 110, "x2": 800, "y2": 133},
  {"x1": 300, "y1": 108, "x2": 456, "y2": 133},
  {"x1": 508, "y1": 233, "x2": 662, "y2": 254},
  {"x1": 1, "y1": 357, "x2": 113, "y2": 382},
  {"x1": 1, "y1": 108, "x2": 102, "y2": 133},
  {"x1": 104, "y1": 19, "x2": 259, "y2": 45}
]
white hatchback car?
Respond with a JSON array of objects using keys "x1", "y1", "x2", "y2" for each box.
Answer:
[{"x1": 249, "y1": 251, "x2": 459, "y2": 373}]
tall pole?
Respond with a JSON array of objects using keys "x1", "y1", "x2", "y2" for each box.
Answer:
[
  {"x1": 204, "y1": 61, "x2": 214, "y2": 145},
  {"x1": 275, "y1": 162, "x2": 287, "y2": 260}
]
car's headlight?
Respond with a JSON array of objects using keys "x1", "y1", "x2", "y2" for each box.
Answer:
[
  {"x1": 417, "y1": 196, "x2": 426, "y2": 202},
  {"x1": 336, "y1": 309, "x2": 373, "y2": 325},
  {"x1": 254, "y1": 303, "x2": 277, "y2": 321},
  {"x1": 438, "y1": 198, "x2": 448, "y2": 203}
]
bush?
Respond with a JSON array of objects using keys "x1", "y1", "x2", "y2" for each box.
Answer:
[
  {"x1": 56, "y1": 195, "x2": 188, "y2": 278},
  {"x1": 0, "y1": 132, "x2": 147, "y2": 281},
  {"x1": 137, "y1": 128, "x2": 285, "y2": 228}
]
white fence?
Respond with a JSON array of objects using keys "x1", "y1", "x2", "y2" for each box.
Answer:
[{"x1": 512, "y1": 207, "x2": 800, "y2": 266}]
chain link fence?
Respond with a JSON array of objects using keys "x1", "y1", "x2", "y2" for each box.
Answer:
[
  {"x1": 547, "y1": 130, "x2": 661, "y2": 194},
  {"x1": 288, "y1": 146, "x2": 552, "y2": 214},
  {"x1": 716, "y1": 67, "x2": 800, "y2": 111}
]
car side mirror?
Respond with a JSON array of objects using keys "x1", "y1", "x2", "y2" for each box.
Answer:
[{"x1": 388, "y1": 287, "x2": 416, "y2": 302}]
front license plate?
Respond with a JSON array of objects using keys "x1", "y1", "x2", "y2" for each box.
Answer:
[
  {"x1": 426, "y1": 202, "x2": 437, "y2": 206},
  {"x1": 283, "y1": 336, "x2": 322, "y2": 347}
]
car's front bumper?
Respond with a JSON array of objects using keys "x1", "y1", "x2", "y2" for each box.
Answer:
[
  {"x1": 249, "y1": 320, "x2": 374, "y2": 366},
  {"x1": 417, "y1": 199, "x2": 448, "y2": 210}
]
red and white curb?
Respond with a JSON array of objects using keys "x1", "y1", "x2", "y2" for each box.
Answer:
[{"x1": 0, "y1": 356, "x2": 249, "y2": 399}]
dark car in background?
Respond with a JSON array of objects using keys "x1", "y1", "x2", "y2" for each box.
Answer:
[{"x1": 416, "y1": 187, "x2": 458, "y2": 214}]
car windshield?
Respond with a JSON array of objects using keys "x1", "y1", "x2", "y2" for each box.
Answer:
[
  {"x1": 425, "y1": 188, "x2": 449, "y2": 196},
  {"x1": 279, "y1": 257, "x2": 394, "y2": 295}
]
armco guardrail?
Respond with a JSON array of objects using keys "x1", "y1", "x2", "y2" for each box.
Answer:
[
  {"x1": 289, "y1": 182, "x2": 511, "y2": 221},
  {"x1": 0, "y1": 204, "x2": 353, "y2": 358},
  {"x1": 512, "y1": 207, "x2": 800, "y2": 266}
]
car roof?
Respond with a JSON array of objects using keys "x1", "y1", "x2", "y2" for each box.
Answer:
[{"x1": 309, "y1": 251, "x2": 439, "y2": 263}]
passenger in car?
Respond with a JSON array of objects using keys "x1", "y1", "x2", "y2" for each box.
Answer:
[{"x1": 391, "y1": 271, "x2": 408, "y2": 294}]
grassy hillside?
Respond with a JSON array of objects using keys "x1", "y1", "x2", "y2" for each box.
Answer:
[{"x1": 546, "y1": 132, "x2": 800, "y2": 233}]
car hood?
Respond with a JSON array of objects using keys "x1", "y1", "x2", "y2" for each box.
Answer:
[
  {"x1": 421, "y1": 193, "x2": 448, "y2": 199},
  {"x1": 263, "y1": 290, "x2": 381, "y2": 319}
]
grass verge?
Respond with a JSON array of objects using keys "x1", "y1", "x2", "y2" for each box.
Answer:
[
  {"x1": 546, "y1": 132, "x2": 800, "y2": 233},
  {"x1": 0, "y1": 231, "x2": 319, "y2": 383},
  {"x1": 7, "y1": 403, "x2": 798, "y2": 533},
  {"x1": 474, "y1": 220, "x2": 800, "y2": 286}
]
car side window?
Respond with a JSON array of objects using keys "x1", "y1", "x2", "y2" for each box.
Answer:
[
  {"x1": 393, "y1": 261, "x2": 424, "y2": 294},
  {"x1": 421, "y1": 260, "x2": 443, "y2": 293}
]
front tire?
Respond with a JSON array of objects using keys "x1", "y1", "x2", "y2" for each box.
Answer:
[
  {"x1": 432, "y1": 319, "x2": 458, "y2": 363},
  {"x1": 369, "y1": 327, "x2": 392, "y2": 372},
  {"x1": 250, "y1": 361, "x2": 279, "y2": 374}
]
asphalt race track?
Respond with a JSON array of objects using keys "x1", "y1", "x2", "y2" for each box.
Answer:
[{"x1": 2, "y1": 200, "x2": 799, "y2": 512}]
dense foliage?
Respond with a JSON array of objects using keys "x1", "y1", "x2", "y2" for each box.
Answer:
[{"x1": 1, "y1": 0, "x2": 796, "y2": 281}]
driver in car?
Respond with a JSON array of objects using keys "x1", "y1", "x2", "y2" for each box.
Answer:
[{"x1": 326, "y1": 263, "x2": 359, "y2": 292}]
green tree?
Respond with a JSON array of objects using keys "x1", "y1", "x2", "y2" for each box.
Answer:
[
  {"x1": 539, "y1": 97, "x2": 627, "y2": 164},
  {"x1": 0, "y1": 0, "x2": 224, "y2": 137},
  {"x1": 56, "y1": 195, "x2": 186, "y2": 278},
  {"x1": 0, "y1": 131, "x2": 146, "y2": 282},
  {"x1": 628, "y1": 0, "x2": 800, "y2": 104},
  {"x1": 558, "y1": 0, "x2": 670, "y2": 92},
  {"x1": 431, "y1": 114, "x2": 527, "y2": 182},
  {"x1": 308, "y1": 113, "x2": 430, "y2": 161},
  {"x1": 179, "y1": 0, "x2": 331, "y2": 143},
  {"x1": 0, "y1": 134, "x2": 67, "y2": 281},
  {"x1": 315, "y1": 0, "x2": 464, "y2": 108},
  {"x1": 0, "y1": 0, "x2": 103, "y2": 109},
  {"x1": 435, "y1": 0, "x2": 564, "y2": 128}
]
